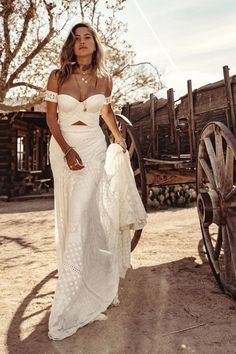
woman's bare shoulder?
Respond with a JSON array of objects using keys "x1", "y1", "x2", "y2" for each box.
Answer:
[
  {"x1": 48, "y1": 69, "x2": 60, "y2": 81},
  {"x1": 47, "y1": 69, "x2": 60, "y2": 91}
]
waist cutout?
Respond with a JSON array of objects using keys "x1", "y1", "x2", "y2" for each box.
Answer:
[{"x1": 58, "y1": 111, "x2": 100, "y2": 128}]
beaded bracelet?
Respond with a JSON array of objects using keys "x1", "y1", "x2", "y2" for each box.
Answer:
[{"x1": 64, "y1": 146, "x2": 74, "y2": 160}]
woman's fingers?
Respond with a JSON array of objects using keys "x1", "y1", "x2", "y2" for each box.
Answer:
[
  {"x1": 66, "y1": 150, "x2": 85, "y2": 170},
  {"x1": 74, "y1": 152, "x2": 84, "y2": 167},
  {"x1": 118, "y1": 141, "x2": 127, "y2": 153}
]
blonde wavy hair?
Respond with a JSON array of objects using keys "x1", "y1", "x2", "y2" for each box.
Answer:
[{"x1": 57, "y1": 22, "x2": 108, "y2": 85}]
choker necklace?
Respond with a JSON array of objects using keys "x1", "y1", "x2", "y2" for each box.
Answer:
[{"x1": 76, "y1": 63, "x2": 92, "y2": 72}]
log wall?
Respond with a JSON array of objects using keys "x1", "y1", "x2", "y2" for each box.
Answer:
[
  {"x1": 0, "y1": 119, "x2": 11, "y2": 196},
  {"x1": 122, "y1": 66, "x2": 236, "y2": 161}
]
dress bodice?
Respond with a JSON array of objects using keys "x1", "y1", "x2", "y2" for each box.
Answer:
[{"x1": 45, "y1": 91, "x2": 112, "y2": 128}]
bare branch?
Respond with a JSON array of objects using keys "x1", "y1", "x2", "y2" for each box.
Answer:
[
  {"x1": 1, "y1": 0, "x2": 14, "y2": 70},
  {"x1": 11, "y1": 1, "x2": 36, "y2": 59},
  {"x1": 113, "y1": 62, "x2": 161, "y2": 77},
  {"x1": 11, "y1": 82, "x2": 43, "y2": 91},
  {"x1": 90, "y1": 0, "x2": 99, "y2": 25},
  {"x1": 79, "y1": 0, "x2": 85, "y2": 21},
  {"x1": 0, "y1": 97, "x2": 43, "y2": 112},
  {"x1": 6, "y1": 0, "x2": 56, "y2": 88}
]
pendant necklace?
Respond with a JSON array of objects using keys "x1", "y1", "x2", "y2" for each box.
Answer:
[{"x1": 74, "y1": 65, "x2": 93, "y2": 112}]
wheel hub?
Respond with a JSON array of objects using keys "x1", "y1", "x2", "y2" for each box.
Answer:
[{"x1": 197, "y1": 189, "x2": 226, "y2": 226}]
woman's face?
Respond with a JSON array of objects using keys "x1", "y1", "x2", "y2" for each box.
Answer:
[{"x1": 73, "y1": 27, "x2": 96, "y2": 57}]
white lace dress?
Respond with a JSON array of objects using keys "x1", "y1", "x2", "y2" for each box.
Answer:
[{"x1": 45, "y1": 91, "x2": 147, "y2": 340}]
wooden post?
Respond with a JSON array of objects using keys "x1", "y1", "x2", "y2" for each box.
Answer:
[
  {"x1": 223, "y1": 65, "x2": 236, "y2": 135},
  {"x1": 150, "y1": 93, "x2": 158, "y2": 157},
  {"x1": 121, "y1": 102, "x2": 129, "y2": 140},
  {"x1": 187, "y1": 80, "x2": 195, "y2": 160},
  {"x1": 167, "y1": 88, "x2": 176, "y2": 144}
]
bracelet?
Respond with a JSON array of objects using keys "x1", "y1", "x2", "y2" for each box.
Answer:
[
  {"x1": 64, "y1": 146, "x2": 74, "y2": 159},
  {"x1": 115, "y1": 137, "x2": 125, "y2": 144}
]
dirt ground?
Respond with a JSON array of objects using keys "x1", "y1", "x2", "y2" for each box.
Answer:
[{"x1": 1, "y1": 199, "x2": 236, "y2": 354}]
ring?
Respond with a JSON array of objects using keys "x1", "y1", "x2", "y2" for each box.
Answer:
[{"x1": 76, "y1": 159, "x2": 83, "y2": 167}]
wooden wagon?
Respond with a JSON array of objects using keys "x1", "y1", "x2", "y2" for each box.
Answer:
[{"x1": 111, "y1": 65, "x2": 236, "y2": 298}]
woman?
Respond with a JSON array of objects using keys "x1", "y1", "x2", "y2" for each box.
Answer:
[{"x1": 45, "y1": 22, "x2": 147, "y2": 340}]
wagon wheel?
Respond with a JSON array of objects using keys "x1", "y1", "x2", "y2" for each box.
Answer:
[
  {"x1": 197, "y1": 121, "x2": 236, "y2": 297},
  {"x1": 115, "y1": 114, "x2": 147, "y2": 206},
  {"x1": 116, "y1": 114, "x2": 147, "y2": 251}
]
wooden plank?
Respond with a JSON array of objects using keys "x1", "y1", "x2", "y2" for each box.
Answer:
[
  {"x1": 146, "y1": 170, "x2": 196, "y2": 185},
  {"x1": 187, "y1": 80, "x2": 196, "y2": 157},
  {"x1": 167, "y1": 88, "x2": 175, "y2": 143},
  {"x1": 187, "y1": 80, "x2": 194, "y2": 160},
  {"x1": 203, "y1": 137, "x2": 220, "y2": 188},
  {"x1": 150, "y1": 93, "x2": 157, "y2": 156},
  {"x1": 144, "y1": 157, "x2": 191, "y2": 165},
  {"x1": 223, "y1": 65, "x2": 236, "y2": 134}
]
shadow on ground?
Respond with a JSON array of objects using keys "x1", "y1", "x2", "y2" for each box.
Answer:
[
  {"x1": 0, "y1": 199, "x2": 54, "y2": 214},
  {"x1": 6, "y1": 256, "x2": 236, "y2": 354}
]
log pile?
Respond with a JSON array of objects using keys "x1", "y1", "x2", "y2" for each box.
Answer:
[{"x1": 147, "y1": 184, "x2": 197, "y2": 209}]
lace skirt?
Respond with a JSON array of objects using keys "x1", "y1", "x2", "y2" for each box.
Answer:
[{"x1": 48, "y1": 125, "x2": 122, "y2": 340}]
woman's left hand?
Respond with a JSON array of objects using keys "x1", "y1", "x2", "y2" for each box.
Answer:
[{"x1": 115, "y1": 137, "x2": 127, "y2": 153}]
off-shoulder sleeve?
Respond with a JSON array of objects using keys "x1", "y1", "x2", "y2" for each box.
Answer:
[
  {"x1": 103, "y1": 95, "x2": 112, "y2": 105},
  {"x1": 45, "y1": 90, "x2": 58, "y2": 103}
]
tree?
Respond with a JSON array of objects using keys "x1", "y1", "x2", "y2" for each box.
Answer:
[{"x1": 0, "y1": 0, "x2": 163, "y2": 112}]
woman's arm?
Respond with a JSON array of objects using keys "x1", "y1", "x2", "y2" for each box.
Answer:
[
  {"x1": 100, "y1": 76, "x2": 126, "y2": 150},
  {"x1": 46, "y1": 71, "x2": 84, "y2": 170},
  {"x1": 46, "y1": 71, "x2": 70, "y2": 154}
]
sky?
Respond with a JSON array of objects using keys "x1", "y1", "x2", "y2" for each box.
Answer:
[{"x1": 116, "y1": 0, "x2": 236, "y2": 99}]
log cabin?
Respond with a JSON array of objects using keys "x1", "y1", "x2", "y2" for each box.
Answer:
[{"x1": 0, "y1": 103, "x2": 52, "y2": 200}]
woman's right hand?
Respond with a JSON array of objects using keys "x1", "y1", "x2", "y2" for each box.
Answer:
[{"x1": 65, "y1": 148, "x2": 85, "y2": 170}]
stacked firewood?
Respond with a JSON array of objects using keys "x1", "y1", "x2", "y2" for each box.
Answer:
[{"x1": 147, "y1": 184, "x2": 197, "y2": 209}]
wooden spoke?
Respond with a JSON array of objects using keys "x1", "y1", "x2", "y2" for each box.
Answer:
[
  {"x1": 225, "y1": 187, "x2": 236, "y2": 202},
  {"x1": 133, "y1": 168, "x2": 140, "y2": 176},
  {"x1": 203, "y1": 228, "x2": 220, "y2": 274},
  {"x1": 122, "y1": 124, "x2": 127, "y2": 140},
  {"x1": 129, "y1": 141, "x2": 135, "y2": 159},
  {"x1": 199, "y1": 158, "x2": 216, "y2": 189},
  {"x1": 227, "y1": 197, "x2": 236, "y2": 208},
  {"x1": 214, "y1": 127, "x2": 225, "y2": 188},
  {"x1": 222, "y1": 225, "x2": 232, "y2": 284},
  {"x1": 203, "y1": 137, "x2": 220, "y2": 188},
  {"x1": 214, "y1": 225, "x2": 222, "y2": 260},
  {"x1": 223, "y1": 146, "x2": 234, "y2": 195}
]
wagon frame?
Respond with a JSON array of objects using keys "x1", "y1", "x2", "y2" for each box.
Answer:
[{"x1": 109, "y1": 65, "x2": 236, "y2": 297}]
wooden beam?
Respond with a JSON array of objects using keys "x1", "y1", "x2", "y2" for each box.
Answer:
[
  {"x1": 150, "y1": 93, "x2": 158, "y2": 156},
  {"x1": 167, "y1": 88, "x2": 176, "y2": 143},
  {"x1": 187, "y1": 79, "x2": 196, "y2": 160},
  {"x1": 223, "y1": 65, "x2": 236, "y2": 135},
  {"x1": 146, "y1": 169, "x2": 196, "y2": 185}
]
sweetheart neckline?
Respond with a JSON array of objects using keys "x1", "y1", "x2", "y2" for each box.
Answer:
[{"x1": 58, "y1": 93, "x2": 105, "y2": 104}]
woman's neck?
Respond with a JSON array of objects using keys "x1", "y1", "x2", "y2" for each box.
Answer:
[
  {"x1": 76, "y1": 57, "x2": 93, "y2": 72},
  {"x1": 77, "y1": 63, "x2": 92, "y2": 71}
]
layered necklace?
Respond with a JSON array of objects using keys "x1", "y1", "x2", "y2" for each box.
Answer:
[{"x1": 73, "y1": 63, "x2": 95, "y2": 112}]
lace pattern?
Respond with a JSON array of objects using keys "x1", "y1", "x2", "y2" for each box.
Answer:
[
  {"x1": 45, "y1": 90, "x2": 58, "y2": 103},
  {"x1": 104, "y1": 96, "x2": 112, "y2": 104},
  {"x1": 48, "y1": 95, "x2": 147, "y2": 340}
]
